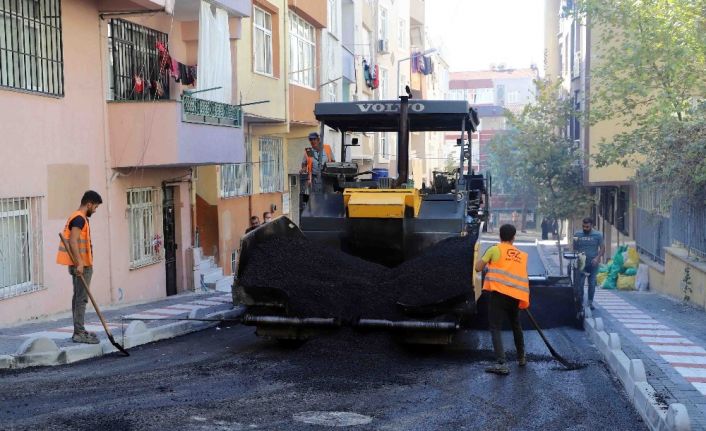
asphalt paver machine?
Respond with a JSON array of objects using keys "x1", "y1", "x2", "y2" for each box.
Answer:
[{"x1": 234, "y1": 95, "x2": 582, "y2": 344}]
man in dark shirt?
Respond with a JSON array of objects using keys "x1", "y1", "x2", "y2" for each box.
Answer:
[
  {"x1": 572, "y1": 217, "x2": 605, "y2": 310},
  {"x1": 245, "y1": 216, "x2": 260, "y2": 233},
  {"x1": 56, "y1": 190, "x2": 103, "y2": 344}
]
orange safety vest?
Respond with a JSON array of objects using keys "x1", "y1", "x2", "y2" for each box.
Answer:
[
  {"x1": 56, "y1": 211, "x2": 93, "y2": 267},
  {"x1": 305, "y1": 144, "x2": 334, "y2": 174},
  {"x1": 482, "y1": 242, "x2": 530, "y2": 309}
]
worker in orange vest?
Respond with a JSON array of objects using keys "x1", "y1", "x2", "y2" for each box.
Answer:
[
  {"x1": 301, "y1": 132, "x2": 335, "y2": 194},
  {"x1": 474, "y1": 223, "x2": 530, "y2": 375},
  {"x1": 56, "y1": 190, "x2": 103, "y2": 344}
]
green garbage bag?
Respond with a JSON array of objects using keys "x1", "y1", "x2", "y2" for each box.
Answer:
[
  {"x1": 603, "y1": 246, "x2": 627, "y2": 290},
  {"x1": 624, "y1": 267, "x2": 637, "y2": 276}
]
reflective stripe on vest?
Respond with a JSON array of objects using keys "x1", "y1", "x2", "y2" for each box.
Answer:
[
  {"x1": 306, "y1": 145, "x2": 334, "y2": 174},
  {"x1": 56, "y1": 211, "x2": 93, "y2": 266},
  {"x1": 482, "y1": 242, "x2": 530, "y2": 309}
]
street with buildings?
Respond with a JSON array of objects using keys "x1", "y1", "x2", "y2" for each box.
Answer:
[{"x1": 1, "y1": 0, "x2": 705, "y2": 430}]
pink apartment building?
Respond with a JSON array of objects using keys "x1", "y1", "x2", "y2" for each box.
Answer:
[{"x1": 0, "y1": 0, "x2": 250, "y2": 325}]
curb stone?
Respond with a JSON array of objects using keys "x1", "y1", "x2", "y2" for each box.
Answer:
[
  {"x1": 58, "y1": 344, "x2": 104, "y2": 364},
  {"x1": 0, "y1": 306, "x2": 247, "y2": 369},
  {"x1": 584, "y1": 307, "x2": 691, "y2": 431},
  {"x1": 0, "y1": 354, "x2": 15, "y2": 369},
  {"x1": 14, "y1": 337, "x2": 61, "y2": 367}
]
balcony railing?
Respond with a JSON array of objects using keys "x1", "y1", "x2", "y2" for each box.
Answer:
[{"x1": 181, "y1": 94, "x2": 242, "y2": 128}]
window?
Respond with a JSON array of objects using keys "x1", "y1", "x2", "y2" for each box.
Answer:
[
  {"x1": 221, "y1": 136, "x2": 253, "y2": 197},
  {"x1": 259, "y1": 136, "x2": 284, "y2": 193},
  {"x1": 0, "y1": 196, "x2": 43, "y2": 300},
  {"x1": 253, "y1": 6, "x2": 273, "y2": 76},
  {"x1": 378, "y1": 7, "x2": 387, "y2": 41},
  {"x1": 127, "y1": 188, "x2": 162, "y2": 269},
  {"x1": 289, "y1": 12, "x2": 315, "y2": 88},
  {"x1": 398, "y1": 19, "x2": 406, "y2": 49},
  {"x1": 471, "y1": 88, "x2": 494, "y2": 104},
  {"x1": 109, "y1": 19, "x2": 170, "y2": 101},
  {"x1": 328, "y1": 0, "x2": 338, "y2": 37},
  {"x1": 0, "y1": 0, "x2": 64, "y2": 96},
  {"x1": 231, "y1": 249, "x2": 238, "y2": 275},
  {"x1": 507, "y1": 90, "x2": 520, "y2": 104},
  {"x1": 379, "y1": 67, "x2": 388, "y2": 98},
  {"x1": 379, "y1": 133, "x2": 388, "y2": 157}
]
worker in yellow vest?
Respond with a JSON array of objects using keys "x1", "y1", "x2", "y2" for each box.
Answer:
[
  {"x1": 474, "y1": 224, "x2": 530, "y2": 375},
  {"x1": 56, "y1": 190, "x2": 103, "y2": 344}
]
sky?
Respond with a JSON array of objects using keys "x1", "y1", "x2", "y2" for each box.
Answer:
[{"x1": 425, "y1": 0, "x2": 545, "y2": 73}]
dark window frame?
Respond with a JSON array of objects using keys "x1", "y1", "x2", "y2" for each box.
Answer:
[
  {"x1": 0, "y1": 0, "x2": 64, "y2": 96},
  {"x1": 108, "y1": 18, "x2": 170, "y2": 101}
]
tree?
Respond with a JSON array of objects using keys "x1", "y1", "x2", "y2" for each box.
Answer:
[
  {"x1": 574, "y1": 0, "x2": 706, "y2": 201},
  {"x1": 489, "y1": 79, "x2": 594, "y2": 273},
  {"x1": 487, "y1": 129, "x2": 537, "y2": 232}
]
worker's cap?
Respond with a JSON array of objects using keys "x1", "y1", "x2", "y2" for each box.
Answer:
[{"x1": 308, "y1": 132, "x2": 320, "y2": 140}]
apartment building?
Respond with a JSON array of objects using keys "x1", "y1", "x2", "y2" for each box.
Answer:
[
  {"x1": 0, "y1": 0, "x2": 250, "y2": 325},
  {"x1": 545, "y1": 0, "x2": 706, "y2": 308},
  {"x1": 545, "y1": 0, "x2": 635, "y2": 252},
  {"x1": 447, "y1": 67, "x2": 537, "y2": 226}
]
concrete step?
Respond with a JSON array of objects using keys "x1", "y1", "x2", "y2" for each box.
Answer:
[
  {"x1": 202, "y1": 268, "x2": 224, "y2": 284},
  {"x1": 195, "y1": 258, "x2": 215, "y2": 271},
  {"x1": 214, "y1": 276, "x2": 234, "y2": 293}
]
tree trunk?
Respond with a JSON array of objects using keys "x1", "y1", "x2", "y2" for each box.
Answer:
[{"x1": 520, "y1": 198, "x2": 528, "y2": 232}]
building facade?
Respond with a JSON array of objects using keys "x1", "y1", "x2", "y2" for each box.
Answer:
[{"x1": 0, "y1": 0, "x2": 250, "y2": 325}]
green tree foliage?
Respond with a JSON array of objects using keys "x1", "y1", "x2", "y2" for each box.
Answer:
[
  {"x1": 489, "y1": 79, "x2": 593, "y2": 271},
  {"x1": 574, "y1": 0, "x2": 706, "y2": 200}
]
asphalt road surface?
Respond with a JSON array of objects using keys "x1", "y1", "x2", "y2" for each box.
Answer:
[{"x1": 0, "y1": 325, "x2": 646, "y2": 431}]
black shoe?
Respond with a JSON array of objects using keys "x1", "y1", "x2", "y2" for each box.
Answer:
[
  {"x1": 518, "y1": 356, "x2": 527, "y2": 367},
  {"x1": 485, "y1": 363, "x2": 510, "y2": 375}
]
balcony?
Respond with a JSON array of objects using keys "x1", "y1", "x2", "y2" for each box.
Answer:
[{"x1": 108, "y1": 97, "x2": 245, "y2": 168}]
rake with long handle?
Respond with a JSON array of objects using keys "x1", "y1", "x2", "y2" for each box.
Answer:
[{"x1": 59, "y1": 233, "x2": 129, "y2": 356}]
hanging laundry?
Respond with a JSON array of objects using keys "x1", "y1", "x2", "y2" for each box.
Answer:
[
  {"x1": 156, "y1": 41, "x2": 172, "y2": 73},
  {"x1": 171, "y1": 59, "x2": 180, "y2": 81},
  {"x1": 372, "y1": 64, "x2": 379, "y2": 89},
  {"x1": 133, "y1": 74, "x2": 144, "y2": 94},
  {"x1": 363, "y1": 59, "x2": 373, "y2": 88},
  {"x1": 422, "y1": 56, "x2": 434, "y2": 75}
]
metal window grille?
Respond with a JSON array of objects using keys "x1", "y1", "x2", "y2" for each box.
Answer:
[
  {"x1": 0, "y1": 0, "x2": 64, "y2": 96},
  {"x1": 127, "y1": 188, "x2": 162, "y2": 269},
  {"x1": 259, "y1": 136, "x2": 284, "y2": 193},
  {"x1": 0, "y1": 196, "x2": 44, "y2": 300},
  {"x1": 108, "y1": 18, "x2": 169, "y2": 101},
  {"x1": 253, "y1": 6, "x2": 272, "y2": 75},
  {"x1": 221, "y1": 136, "x2": 252, "y2": 197}
]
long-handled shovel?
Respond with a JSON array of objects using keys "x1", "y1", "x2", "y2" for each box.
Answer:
[
  {"x1": 525, "y1": 309, "x2": 584, "y2": 370},
  {"x1": 59, "y1": 234, "x2": 129, "y2": 356}
]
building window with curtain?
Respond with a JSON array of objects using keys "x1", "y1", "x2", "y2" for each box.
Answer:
[
  {"x1": 221, "y1": 136, "x2": 253, "y2": 197},
  {"x1": 259, "y1": 137, "x2": 284, "y2": 193},
  {"x1": 127, "y1": 188, "x2": 162, "y2": 269},
  {"x1": 378, "y1": 7, "x2": 387, "y2": 42},
  {"x1": 0, "y1": 197, "x2": 43, "y2": 300},
  {"x1": 289, "y1": 12, "x2": 315, "y2": 88},
  {"x1": 253, "y1": 6, "x2": 273, "y2": 76},
  {"x1": 0, "y1": 0, "x2": 64, "y2": 96},
  {"x1": 108, "y1": 19, "x2": 170, "y2": 101}
]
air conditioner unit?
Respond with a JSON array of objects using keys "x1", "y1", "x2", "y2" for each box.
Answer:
[{"x1": 378, "y1": 39, "x2": 389, "y2": 54}]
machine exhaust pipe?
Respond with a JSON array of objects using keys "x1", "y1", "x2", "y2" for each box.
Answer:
[{"x1": 396, "y1": 95, "x2": 410, "y2": 186}]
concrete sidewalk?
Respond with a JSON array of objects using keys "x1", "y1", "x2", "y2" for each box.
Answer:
[
  {"x1": 535, "y1": 235, "x2": 705, "y2": 430},
  {"x1": 0, "y1": 289, "x2": 243, "y2": 369}
]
